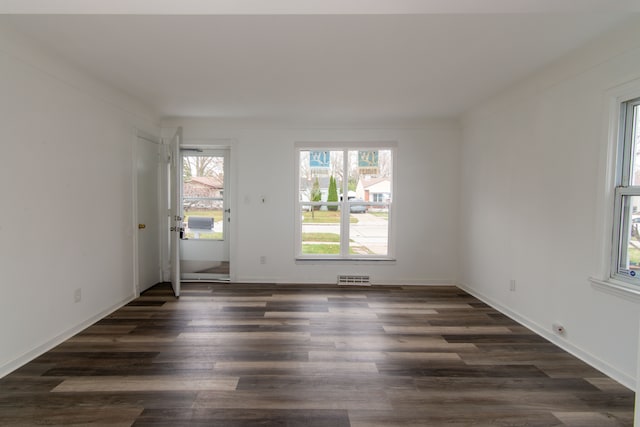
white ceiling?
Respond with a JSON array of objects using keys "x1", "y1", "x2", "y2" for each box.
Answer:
[{"x1": 2, "y1": 4, "x2": 638, "y2": 123}]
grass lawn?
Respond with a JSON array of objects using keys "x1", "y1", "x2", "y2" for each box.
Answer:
[
  {"x1": 184, "y1": 231, "x2": 223, "y2": 240},
  {"x1": 303, "y1": 211, "x2": 358, "y2": 224},
  {"x1": 628, "y1": 245, "x2": 640, "y2": 265},
  {"x1": 302, "y1": 243, "x2": 375, "y2": 255},
  {"x1": 302, "y1": 244, "x2": 340, "y2": 254},
  {"x1": 302, "y1": 233, "x2": 340, "y2": 242}
]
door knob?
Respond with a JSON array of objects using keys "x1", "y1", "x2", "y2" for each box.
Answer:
[{"x1": 138, "y1": 224, "x2": 146, "y2": 229}]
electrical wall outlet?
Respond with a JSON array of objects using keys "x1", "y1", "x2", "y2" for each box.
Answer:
[
  {"x1": 509, "y1": 280, "x2": 516, "y2": 291},
  {"x1": 260, "y1": 256, "x2": 266, "y2": 264},
  {"x1": 74, "y1": 288, "x2": 82, "y2": 303}
]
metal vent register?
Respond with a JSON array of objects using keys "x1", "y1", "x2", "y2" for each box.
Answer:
[{"x1": 337, "y1": 275, "x2": 371, "y2": 286}]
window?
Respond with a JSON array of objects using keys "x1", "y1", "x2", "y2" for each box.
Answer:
[
  {"x1": 372, "y1": 193, "x2": 389, "y2": 202},
  {"x1": 295, "y1": 144, "x2": 395, "y2": 259},
  {"x1": 612, "y1": 97, "x2": 640, "y2": 283}
]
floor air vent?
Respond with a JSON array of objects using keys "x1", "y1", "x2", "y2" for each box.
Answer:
[{"x1": 337, "y1": 275, "x2": 371, "y2": 286}]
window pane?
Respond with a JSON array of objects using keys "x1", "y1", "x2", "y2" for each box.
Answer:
[
  {"x1": 346, "y1": 149, "x2": 392, "y2": 256},
  {"x1": 301, "y1": 204, "x2": 341, "y2": 255},
  {"x1": 630, "y1": 105, "x2": 640, "y2": 186},
  {"x1": 618, "y1": 195, "x2": 640, "y2": 276},
  {"x1": 299, "y1": 150, "x2": 344, "y2": 205},
  {"x1": 349, "y1": 203, "x2": 389, "y2": 256},
  {"x1": 348, "y1": 149, "x2": 392, "y2": 203},
  {"x1": 182, "y1": 155, "x2": 224, "y2": 240}
]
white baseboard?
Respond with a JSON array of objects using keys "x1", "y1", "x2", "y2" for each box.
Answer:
[
  {"x1": 0, "y1": 294, "x2": 136, "y2": 379},
  {"x1": 457, "y1": 282, "x2": 636, "y2": 390},
  {"x1": 373, "y1": 279, "x2": 457, "y2": 286},
  {"x1": 235, "y1": 276, "x2": 457, "y2": 286}
]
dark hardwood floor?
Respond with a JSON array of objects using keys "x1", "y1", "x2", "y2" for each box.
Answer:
[{"x1": 0, "y1": 283, "x2": 635, "y2": 426}]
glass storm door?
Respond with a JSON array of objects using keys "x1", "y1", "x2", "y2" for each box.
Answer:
[{"x1": 179, "y1": 149, "x2": 230, "y2": 280}]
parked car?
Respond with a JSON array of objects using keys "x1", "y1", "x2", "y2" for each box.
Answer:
[{"x1": 350, "y1": 199, "x2": 367, "y2": 213}]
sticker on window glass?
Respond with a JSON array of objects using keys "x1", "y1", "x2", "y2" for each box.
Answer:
[
  {"x1": 619, "y1": 268, "x2": 637, "y2": 277},
  {"x1": 358, "y1": 150, "x2": 379, "y2": 175},
  {"x1": 310, "y1": 151, "x2": 330, "y2": 168}
]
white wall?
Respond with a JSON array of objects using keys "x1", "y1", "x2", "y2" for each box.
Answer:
[
  {"x1": 459, "y1": 19, "x2": 640, "y2": 388},
  {"x1": 162, "y1": 119, "x2": 461, "y2": 285},
  {"x1": 636, "y1": 318, "x2": 640, "y2": 425},
  {"x1": 0, "y1": 24, "x2": 159, "y2": 376}
]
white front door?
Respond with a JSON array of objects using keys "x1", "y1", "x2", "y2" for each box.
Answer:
[
  {"x1": 180, "y1": 149, "x2": 230, "y2": 280},
  {"x1": 169, "y1": 128, "x2": 182, "y2": 297},
  {"x1": 136, "y1": 136, "x2": 161, "y2": 293}
]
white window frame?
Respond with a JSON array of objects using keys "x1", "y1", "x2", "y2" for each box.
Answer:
[
  {"x1": 294, "y1": 142, "x2": 397, "y2": 261},
  {"x1": 591, "y1": 80, "x2": 640, "y2": 301},
  {"x1": 611, "y1": 96, "x2": 640, "y2": 284}
]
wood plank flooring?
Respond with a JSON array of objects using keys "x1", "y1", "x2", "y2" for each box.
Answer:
[{"x1": 0, "y1": 283, "x2": 635, "y2": 426}]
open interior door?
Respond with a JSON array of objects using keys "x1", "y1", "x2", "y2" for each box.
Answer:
[{"x1": 169, "y1": 127, "x2": 182, "y2": 297}]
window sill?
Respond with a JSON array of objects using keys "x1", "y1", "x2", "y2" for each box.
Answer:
[
  {"x1": 589, "y1": 276, "x2": 640, "y2": 302},
  {"x1": 296, "y1": 257, "x2": 396, "y2": 265}
]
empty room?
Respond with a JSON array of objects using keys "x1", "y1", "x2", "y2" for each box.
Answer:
[{"x1": 0, "y1": 1, "x2": 639, "y2": 425}]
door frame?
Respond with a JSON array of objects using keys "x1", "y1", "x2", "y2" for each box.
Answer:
[
  {"x1": 160, "y1": 135, "x2": 237, "y2": 283},
  {"x1": 180, "y1": 140, "x2": 236, "y2": 282}
]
